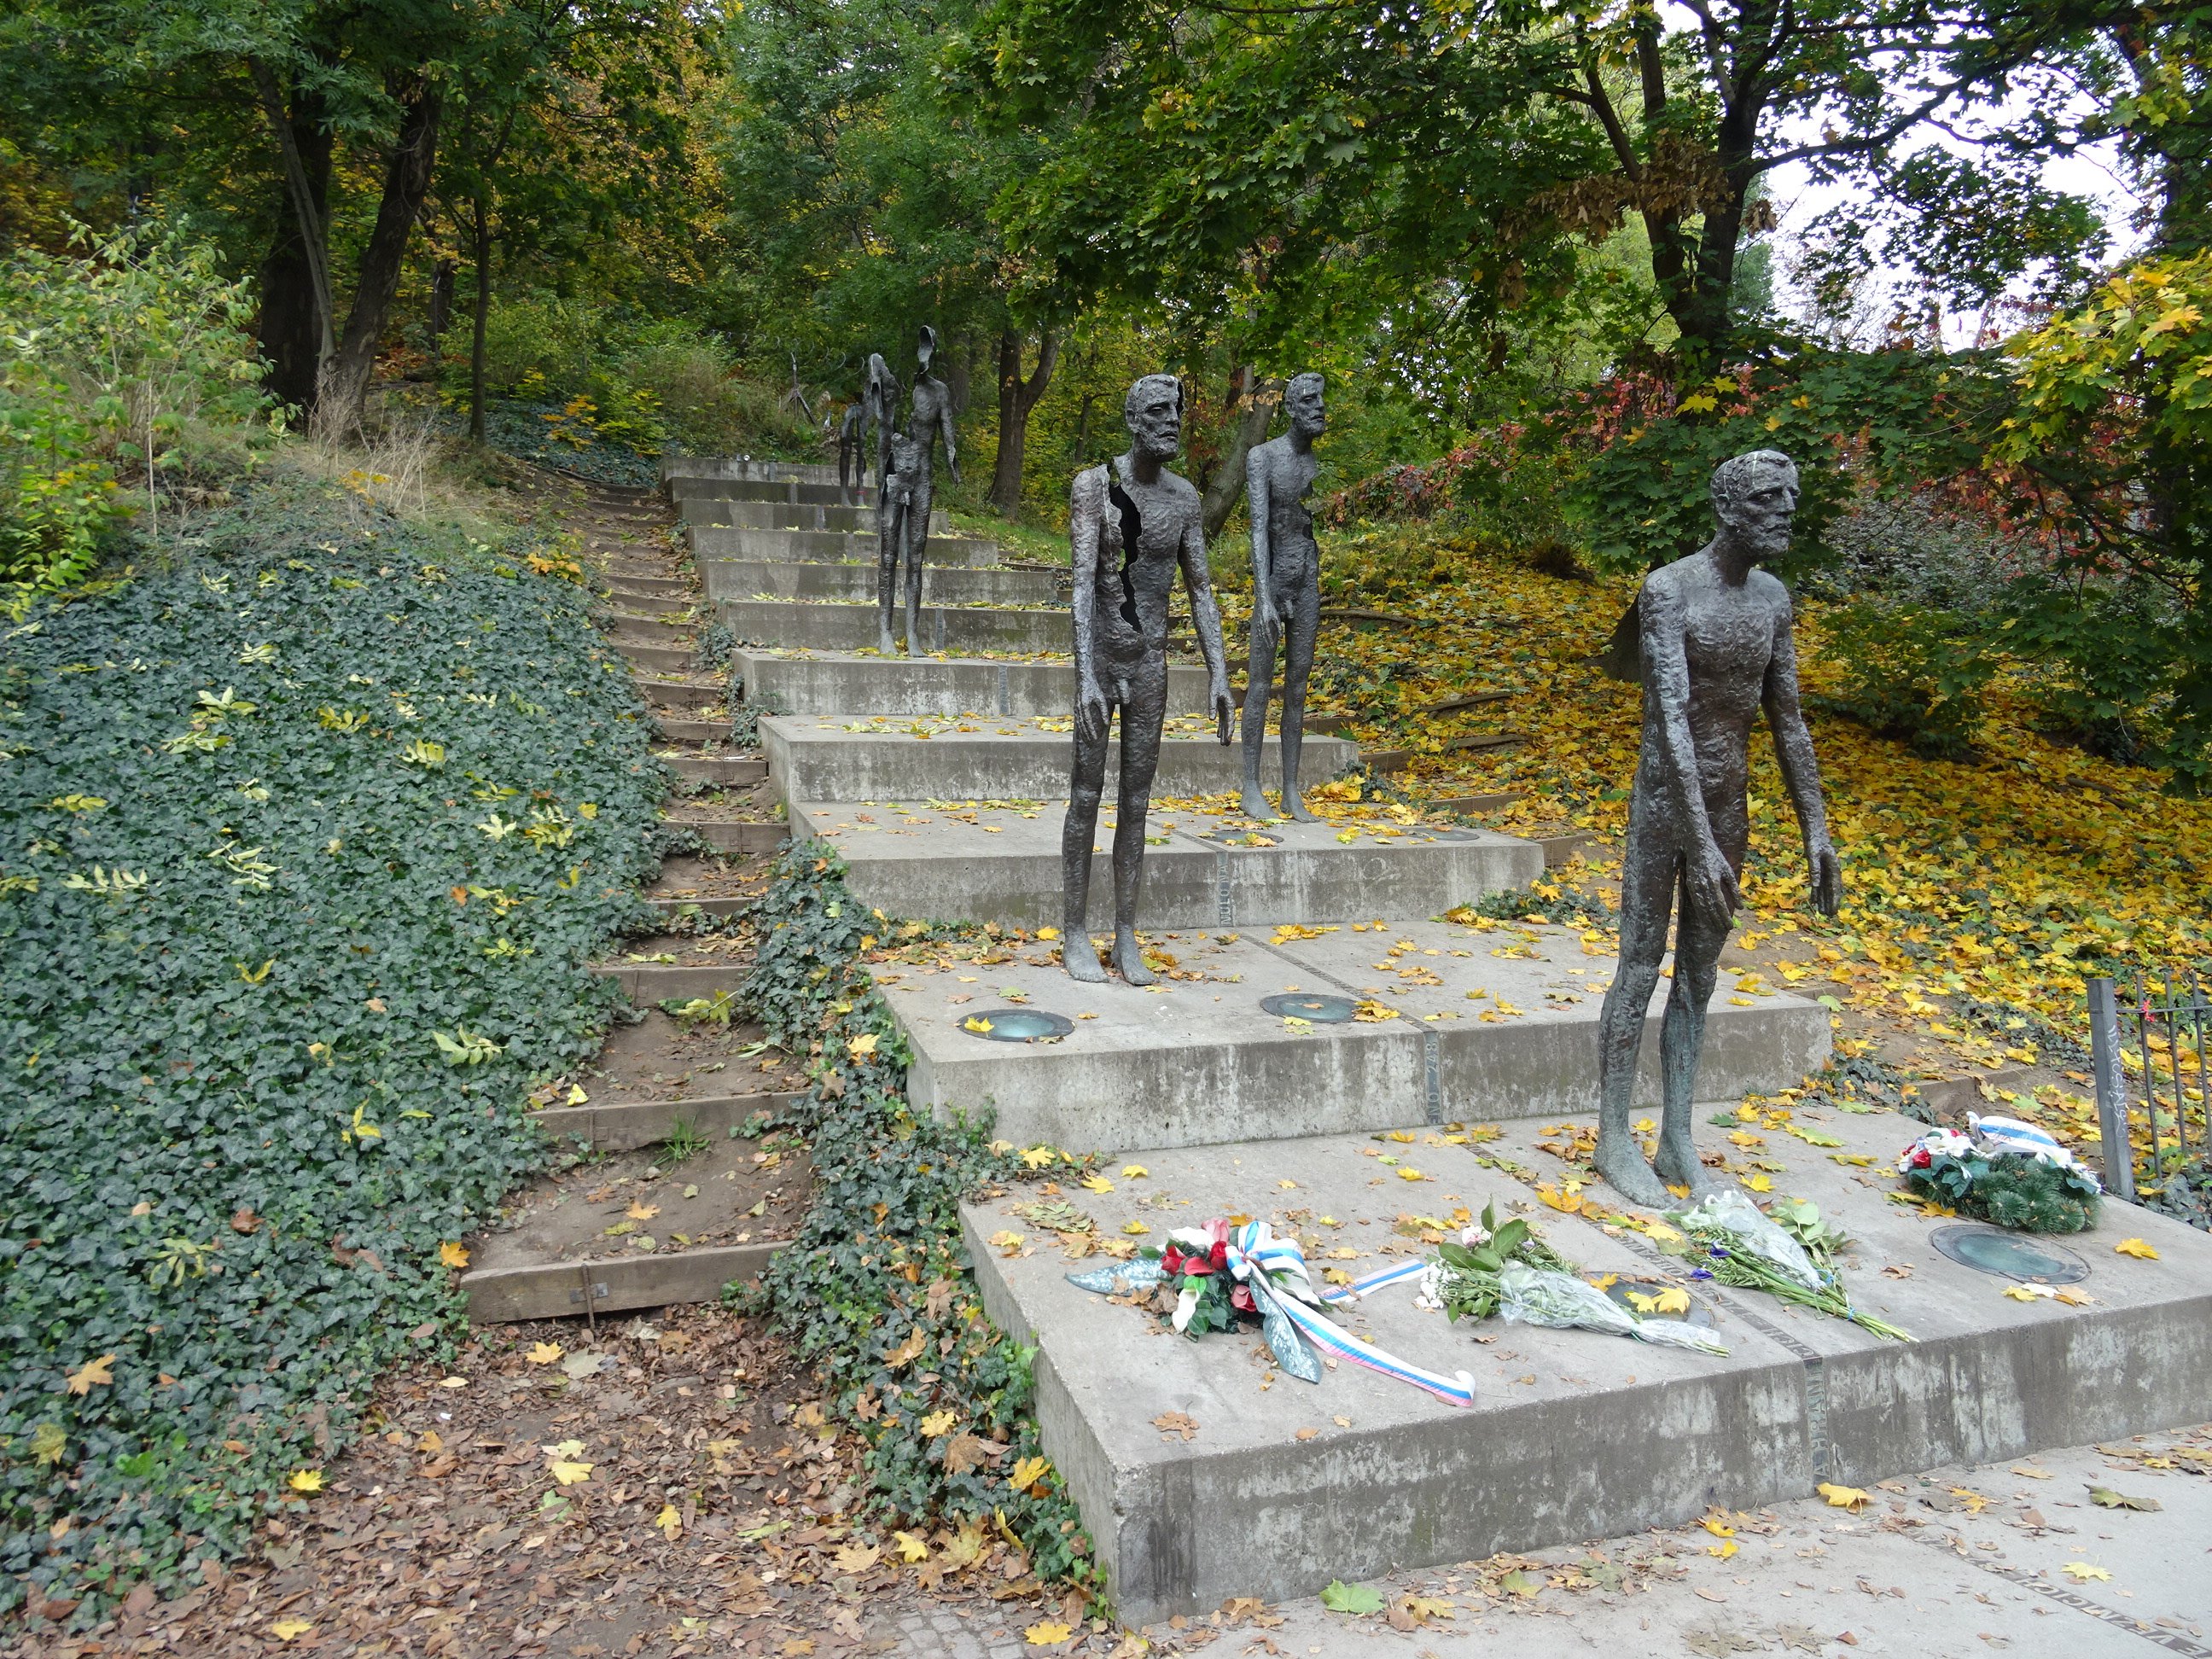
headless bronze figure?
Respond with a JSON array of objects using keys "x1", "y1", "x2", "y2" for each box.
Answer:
[
  {"x1": 1240, "y1": 371, "x2": 1327, "y2": 823},
  {"x1": 1592, "y1": 450, "x2": 1843, "y2": 1207},
  {"x1": 1062, "y1": 375, "x2": 1235, "y2": 983},
  {"x1": 878, "y1": 326, "x2": 958, "y2": 657}
]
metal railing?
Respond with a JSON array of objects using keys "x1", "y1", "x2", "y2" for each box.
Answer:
[{"x1": 2087, "y1": 969, "x2": 2210, "y2": 1204}]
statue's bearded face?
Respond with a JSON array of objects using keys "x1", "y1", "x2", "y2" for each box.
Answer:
[
  {"x1": 1126, "y1": 381, "x2": 1182, "y2": 460},
  {"x1": 1720, "y1": 467, "x2": 1797, "y2": 560},
  {"x1": 1285, "y1": 378, "x2": 1327, "y2": 438}
]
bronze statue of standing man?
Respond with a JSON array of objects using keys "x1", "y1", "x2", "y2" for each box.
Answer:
[
  {"x1": 1592, "y1": 450, "x2": 1842, "y2": 1207},
  {"x1": 1062, "y1": 375, "x2": 1235, "y2": 983},
  {"x1": 878, "y1": 327, "x2": 958, "y2": 656},
  {"x1": 1239, "y1": 372, "x2": 1326, "y2": 822}
]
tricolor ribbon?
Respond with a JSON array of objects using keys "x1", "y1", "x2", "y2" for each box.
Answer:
[{"x1": 1069, "y1": 1220, "x2": 1476, "y2": 1409}]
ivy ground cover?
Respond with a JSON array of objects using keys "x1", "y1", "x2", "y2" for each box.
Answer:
[{"x1": 0, "y1": 479, "x2": 664, "y2": 1613}]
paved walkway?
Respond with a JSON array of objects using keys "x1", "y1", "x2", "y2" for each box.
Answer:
[{"x1": 877, "y1": 1431, "x2": 2211, "y2": 1659}]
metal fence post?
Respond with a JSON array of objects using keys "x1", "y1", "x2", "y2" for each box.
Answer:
[{"x1": 2087, "y1": 976, "x2": 2136, "y2": 1202}]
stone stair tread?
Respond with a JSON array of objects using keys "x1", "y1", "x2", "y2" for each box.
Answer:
[
  {"x1": 880, "y1": 916, "x2": 1829, "y2": 1151},
  {"x1": 792, "y1": 796, "x2": 1540, "y2": 928},
  {"x1": 463, "y1": 1130, "x2": 807, "y2": 1322},
  {"x1": 720, "y1": 597, "x2": 1068, "y2": 655},
  {"x1": 964, "y1": 1110, "x2": 2212, "y2": 1624}
]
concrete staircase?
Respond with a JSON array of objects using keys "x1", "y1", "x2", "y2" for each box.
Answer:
[{"x1": 644, "y1": 457, "x2": 2212, "y2": 1625}]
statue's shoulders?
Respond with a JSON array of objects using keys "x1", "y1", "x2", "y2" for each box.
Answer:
[
  {"x1": 1747, "y1": 566, "x2": 1792, "y2": 607},
  {"x1": 1154, "y1": 467, "x2": 1199, "y2": 504},
  {"x1": 1071, "y1": 463, "x2": 1109, "y2": 502}
]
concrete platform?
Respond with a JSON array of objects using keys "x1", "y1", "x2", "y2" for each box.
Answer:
[
  {"x1": 797, "y1": 798, "x2": 1541, "y2": 928},
  {"x1": 662, "y1": 457, "x2": 840, "y2": 487},
  {"x1": 723, "y1": 599, "x2": 1068, "y2": 655},
  {"x1": 733, "y1": 649, "x2": 1214, "y2": 717},
  {"x1": 701, "y1": 558, "x2": 1063, "y2": 608},
  {"x1": 880, "y1": 915, "x2": 1830, "y2": 1149},
  {"x1": 685, "y1": 500, "x2": 876, "y2": 533},
  {"x1": 688, "y1": 523, "x2": 998, "y2": 564},
  {"x1": 963, "y1": 1113, "x2": 2212, "y2": 1624},
  {"x1": 760, "y1": 713, "x2": 1356, "y2": 805}
]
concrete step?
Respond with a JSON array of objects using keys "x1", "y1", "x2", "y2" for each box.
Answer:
[
  {"x1": 691, "y1": 818, "x2": 784, "y2": 855},
  {"x1": 648, "y1": 893, "x2": 751, "y2": 920},
  {"x1": 464, "y1": 1242, "x2": 780, "y2": 1323},
  {"x1": 605, "y1": 571, "x2": 687, "y2": 594},
  {"x1": 665, "y1": 754, "x2": 766, "y2": 787},
  {"x1": 682, "y1": 499, "x2": 880, "y2": 533},
  {"x1": 701, "y1": 558, "x2": 1065, "y2": 609},
  {"x1": 654, "y1": 716, "x2": 729, "y2": 742},
  {"x1": 796, "y1": 799, "x2": 1540, "y2": 928},
  {"x1": 663, "y1": 457, "x2": 841, "y2": 490},
  {"x1": 619, "y1": 641, "x2": 697, "y2": 674},
  {"x1": 720, "y1": 597, "x2": 1066, "y2": 655},
  {"x1": 687, "y1": 523, "x2": 993, "y2": 565},
  {"x1": 964, "y1": 1112, "x2": 2212, "y2": 1625},
  {"x1": 760, "y1": 714, "x2": 1356, "y2": 806},
  {"x1": 880, "y1": 915, "x2": 1829, "y2": 1152},
  {"x1": 606, "y1": 615, "x2": 693, "y2": 647},
  {"x1": 732, "y1": 648, "x2": 1215, "y2": 718},
  {"x1": 671, "y1": 475, "x2": 861, "y2": 507},
  {"x1": 635, "y1": 677, "x2": 727, "y2": 712},
  {"x1": 587, "y1": 960, "x2": 753, "y2": 1001},
  {"x1": 530, "y1": 1088, "x2": 800, "y2": 1152},
  {"x1": 607, "y1": 589, "x2": 688, "y2": 615}
]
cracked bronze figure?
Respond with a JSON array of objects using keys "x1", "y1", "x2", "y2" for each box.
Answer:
[
  {"x1": 1592, "y1": 449, "x2": 1842, "y2": 1208},
  {"x1": 842, "y1": 353, "x2": 896, "y2": 502},
  {"x1": 1240, "y1": 371, "x2": 1326, "y2": 823},
  {"x1": 1061, "y1": 375, "x2": 1234, "y2": 983},
  {"x1": 878, "y1": 326, "x2": 958, "y2": 656}
]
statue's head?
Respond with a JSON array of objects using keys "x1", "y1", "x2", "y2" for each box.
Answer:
[
  {"x1": 867, "y1": 352, "x2": 894, "y2": 397},
  {"x1": 1124, "y1": 374, "x2": 1183, "y2": 462},
  {"x1": 917, "y1": 324, "x2": 938, "y2": 376},
  {"x1": 1284, "y1": 371, "x2": 1326, "y2": 439},
  {"x1": 1710, "y1": 449, "x2": 1798, "y2": 561}
]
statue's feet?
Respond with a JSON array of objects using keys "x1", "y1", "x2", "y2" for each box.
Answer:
[
  {"x1": 1112, "y1": 928, "x2": 1156, "y2": 986},
  {"x1": 1592, "y1": 1131, "x2": 1674, "y2": 1208},
  {"x1": 1239, "y1": 784, "x2": 1277, "y2": 822},
  {"x1": 905, "y1": 638, "x2": 925, "y2": 660},
  {"x1": 1283, "y1": 791, "x2": 1320, "y2": 824},
  {"x1": 1062, "y1": 932, "x2": 1109, "y2": 984},
  {"x1": 877, "y1": 631, "x2": 897, "y2": 656},
  {"x1": 1654, "y1": 1137, "x2": 1726, "y2": 1199}
]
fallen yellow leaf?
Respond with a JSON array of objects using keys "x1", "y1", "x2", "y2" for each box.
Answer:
[
  {"x1": 1701, "y1": 1515, "x2": 1735, "y2": 1538},
  {"x1": 833, "y1": 1540, "x2": 882, "y2": 1572},
  {"x1": 438, "y1": 1240, "x2": 469, "y2": 1268},
  {"x1": 655, "y1": 1503, "x2": 681, "y2": 1540},
  {"x1": 1650, "y1": 1286, "x2": 1691, "y2": 1315},
  {"x1": 1707, "y1": 1540, "x2": 1738, "y2": 1558},
  {"x1": 1011, "y1": 1454, "x2": 1051, "y2": 1491},
  {"x1": 1397, "y1": 1167, "x2": 1423, "y2": 1181},
  {"x1": 893, "y1": 1529, "x2": 930, "y2": 1563},
  {"x1": 1817, "y1": 1482, "x2": 1870, "y2": 1511},
  {"x1": 626, "y1": 1200, "x2": 660, "y2": 1221},
  {"x1": 1081, "y1": 1174, "x2": 1115, "y2": 1193},
  {"x1": 2114, "y1": 1237, "x2": 2161, "y2": 1260},
  {"x1": 920, "y1": 1409, "x2": 958, "y2": 1437},
  {"x1": 1740, "y1": 1172, "x2": 1774, "y2": 1193},
  {"x1": 990, "y1": 1230, "x2": 1025, "y2": 1255},
  {"x1": 1025, "y1": 1622, "x2": 1073, "y2": 1647},
  {"x1": 64, "y1": 1353, "x2": 114, "y2": 1395},
  {"x1": 287, "y1": 1468, "x2": 323, "y2": 1493},
  {"x1": 847, "y1": 1032, "x2": 879, "y2": 1057},
  {"x1": 2063, "y1": 1562, "x2": 2112, "y2": 1581},
  {"x1": 271, "y1": 1618, "x2": 313, "y2": 1642},
  {"x1": 526, "y1": 1341, "x2": 562, "y2": 1365},
  {"x1": 549, "y1": 1459, "x2": 593, "y2": 1486},
  {"x1": 1020, "y1": 1145, "x2": 1057, "y2": 1169}
]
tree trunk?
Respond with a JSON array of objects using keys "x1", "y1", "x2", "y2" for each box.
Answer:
[
  {"x1": 987, "y1": 328, "x2": 1060, "y2": 517},
  {"x1": 254, "y1": 83, "x2": 334, "y2": 422},
  {"x1": 317, "y1": 84, "x2": 445, "y2": 440},
  {"x1": 428, "y1": 256, "x2": 456, "y2": 344},
  {"x1": 469, "y1": 199, "x2": 492, "y2": 444},
  {"x1": 1199, "y1": 366, "x2": 1281, "y2": 543}
]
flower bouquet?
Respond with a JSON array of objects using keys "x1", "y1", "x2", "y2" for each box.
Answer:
[
  {"x1": 1897, "y1": 1114, "x2": 2102, "y2": 1234},
  {"x1": 1667, "y1": 1190, "x2": 1912, "y2": 1342},
  {"x1": 1067, "y1": 1216, "x2": 1479, "y2": 1406},
  {"x1": 1337, "y1": 1202, "x2": 1730, "y2": 1356}
]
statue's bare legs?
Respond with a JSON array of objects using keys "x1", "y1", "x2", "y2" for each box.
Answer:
[
  {"x1": 904, "y1": 470, "x2": 934, "y2": 659},
  {"x1": 1239, "y1": 568, "x2": 1320, "y2": 822},
  {"x1": 876, "y1": 485, "x2": 908, "y2": 656},
  {"x1": 1062, "y1": 657, "x2": 1167, "y2": 985},
  {"x1": 1595, "y1": 809, "x2": 1736, "y2": 1206}
]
